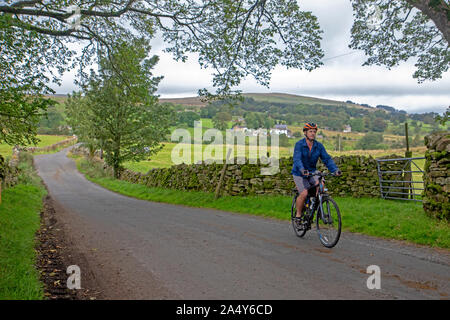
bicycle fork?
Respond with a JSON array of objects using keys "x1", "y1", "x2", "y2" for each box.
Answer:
[{"x1": 318, "y1": 196, "x2": 333, "y2": 225}]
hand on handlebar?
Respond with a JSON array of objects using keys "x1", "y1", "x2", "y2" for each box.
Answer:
[
  {"x1": 301, "y1": 169, "x2": 309, "y2": 176},
  {"x1": 333, "y1": 170, "x2": 342, "y2": 176}
]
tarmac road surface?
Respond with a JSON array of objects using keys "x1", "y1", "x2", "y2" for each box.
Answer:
[{"x1": 34, "y1": 147, "x2": 450, "y2": 299}]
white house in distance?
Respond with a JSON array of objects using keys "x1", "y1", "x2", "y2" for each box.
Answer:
[
  {"x1": 231, "y1": 125, "x2": 267, "y2": 136},
  {"x1": 232, "y1": 125, "x2": 248, "y2": 133},
  {"x1": 270, "y1": 124, "x2": 288, "y2": 135},
  {"x1": 248, "y1": 128, "x2": 268, "y2": 136},
  {"x1": 232, "y1": 124, "x2": 292, "y2": 137},
  {"x1": 343, "y1": 125, "x2": 352, "y2": 133}
]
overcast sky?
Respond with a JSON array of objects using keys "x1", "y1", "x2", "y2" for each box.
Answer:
[{"x1": 52, "y1": 0, "x2": 449, "y2": 114}]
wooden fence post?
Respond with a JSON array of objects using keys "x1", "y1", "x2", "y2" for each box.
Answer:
[{"x1": 214, "y1": 148, "x2": 232, "y2": 200}]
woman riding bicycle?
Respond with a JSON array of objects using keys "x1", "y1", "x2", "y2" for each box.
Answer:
[{"x1": 292, "y1": 123, "x2": 341, "y2": 221}]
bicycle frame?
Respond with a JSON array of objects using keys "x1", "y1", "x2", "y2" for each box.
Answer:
[{"x1": 306, "y1": 174, "x2": 328, "y2": 223}]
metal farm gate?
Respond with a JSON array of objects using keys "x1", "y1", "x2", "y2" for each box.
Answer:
[{"x1": 376, "y1": 157, "x2": 425, "y2": 202}]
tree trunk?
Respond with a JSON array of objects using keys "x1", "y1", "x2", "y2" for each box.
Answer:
[
  {"x1": 113, "y1": 164, "x2": 119, "y2": 179},
  {"x1": 112, "y1": 146, "x2": 121, "y2": 179},
  {"x1": 404, "y1": 0, "x2": 450, "y2": 44}
]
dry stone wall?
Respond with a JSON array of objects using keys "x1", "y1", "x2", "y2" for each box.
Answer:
[
  {"x1": 0, "y1": 155, "x2": 19, "y2": 189},
  {"x1": 19, "y1": 136, "x2": 77, "y2": 154},
  {"x1": 423, "y1": 132, "x2": 450, "y2": 220},
  {"x1": 73, "y1": 145, "x2": 404, "y2": 198}
]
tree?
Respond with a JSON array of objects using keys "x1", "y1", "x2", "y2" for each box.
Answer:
[
  {"x1": 356, "y1": 132, "x2": 384, "y2": 150},
  {"x1": 0, "y1": 49, "x2": 53, "y2": 145},
  {"x1": 371, "y1": 117, "x2": 388, "y2": 132},
  {"x1": 0, "y1": 0, "x2": 324, "y2": 96},
  {"x1": 212, "y1": 112, "x2": 232, "y2": 131},
  {"x1": 65, "y1": 92, "x2": 104, "y2": 158},
  {"x1": 3, "y1": 0, "x2": 446, "y2": 88},
  {"x1": 0, "y1": 87, "x2": 51, "y2": 145},
  {"x1": 0, "y1": 0, "x2": 324, "y2": 145},
  {"x1": 245, "y1": 111, "x2": 267, "y2": 129},
  {"x1": 200, "y1": 105, "x2": 218, "y2": 119},
  {"x1": 1, "y1": 0, "x2": 447, "y2": 145},
  {"x1": 349, "y1": 0, "x2": 449, "y2": 82},
  {"x1": 422, "y1": 112, "x2": 439, "y2": 124},
  {"x1": 349, "y1": 118, "x2": 365, "y2": 132},
  {"x1": 435, "y1": 106, "x2": 449, "y2": 125},
  {"x1": 67, "y1": 39, "x2": 173, "y2": 178},
  {"x1": 0, "y1": 3, "x2": 77, "y2": 145},
  {"x1": 177, "y1": 111, "x2": 201, "y2": 128},
  {"x1": 293, "y1": 131, "x2": 303, "y2": 138},
  {"x1": 413, "y1": 122, "x2": 422, "y2": 134},
  {"x1": 38, "y1": 106, "x2": 67, "y2": 134},
  {"x1": 263, "y1": 117, "x2": 275, "y2": 130},
  {"x1": 278, "y1": 133, "x2": 290, "y2": 147},
  {"x1": 392, "y1": 124, "x2": 406, "y2": 136},
  {"x1": 412, "y1": 133, "x2": 423, "y2": 147}
]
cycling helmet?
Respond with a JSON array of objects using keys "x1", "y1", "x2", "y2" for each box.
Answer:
[{"x1": 303, "y1": 122, "x2": 318, "y2": 132}]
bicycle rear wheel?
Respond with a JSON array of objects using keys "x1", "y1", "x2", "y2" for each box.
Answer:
[
  {"x1": 291, "y1": 195, "x2": 307, "y2": 238},
  {"x1": 316, "y1": 197, "x2": 341, "y2": 248}
]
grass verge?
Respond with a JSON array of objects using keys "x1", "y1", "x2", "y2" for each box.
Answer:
[
  {"x1": 75, "y1": 157, "x2": 449, "y2": 249},
  {"x1": 0, "y1": 152, "x2": 47, "y2": 300}
]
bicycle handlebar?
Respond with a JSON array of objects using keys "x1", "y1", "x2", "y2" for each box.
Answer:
[{"x1": 303, "y1": 171, "x2": 340, "y2": 178}]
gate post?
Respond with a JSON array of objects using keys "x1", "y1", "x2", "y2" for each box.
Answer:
[
  {"x1": 404, "y1": 123, "x2": 412, "y2": 199},
  {"x1": 376, "y1": 160, "x2": 384, "y2": 199}
]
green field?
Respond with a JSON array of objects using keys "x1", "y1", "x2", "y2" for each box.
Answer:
[
  {"x1": 201, "y1": 118, "x2": 214, "y2": 128},
  {"x1": 0, "y1": 135, "x2": 72, "y2": 158},
  {"x1": 169, "y1": 118, "x2": 232, "y2": 135},
  {"x1": 124, "y1": 142, "x2": 292, "y2": 172}
]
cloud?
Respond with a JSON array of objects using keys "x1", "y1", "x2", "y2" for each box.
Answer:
[
  {"x1": 325, "y1": 95, "x2": 449, "y2": 114},
  {"x1": 271, "y1": 63, "x2": 450, "y2": 97},
  {"x1": 300, "y1": 0, "x2": 355, "y2": 60},
  {"x1": 49, "y1": 0, "x2": 449, "y2": 114}
]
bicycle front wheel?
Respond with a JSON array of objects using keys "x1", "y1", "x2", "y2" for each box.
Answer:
[{"x1": 316, "y1": 197, "x2": 341, "y2": 248}]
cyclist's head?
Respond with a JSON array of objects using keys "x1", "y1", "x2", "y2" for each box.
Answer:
[
  {"x1": 303, "y1": 122, "x2": 318, "y2": 132},
  {"x1": 303, "y1": 123, "x2": 318, "y2": 141},
  {"x1": 303, "y1": 122, "x2": 317, "y2": 133}
]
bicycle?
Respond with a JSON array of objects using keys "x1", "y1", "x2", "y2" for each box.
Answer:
[{"x1": 291, "y1": 171, "x2": 342, "y2": 248}]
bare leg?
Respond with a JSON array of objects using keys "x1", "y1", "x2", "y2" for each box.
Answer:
[
  {"x1": 295, "y1": 189, "x2": 308, "y2": 218},
  {"x1": 296, "y1": 183, "x2": 320, "y2": 218}
]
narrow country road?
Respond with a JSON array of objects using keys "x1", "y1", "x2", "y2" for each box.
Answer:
[{"x1": 34, "y1": 147, "x2": 450, "y2": 299}]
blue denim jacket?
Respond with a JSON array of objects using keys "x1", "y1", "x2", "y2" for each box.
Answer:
[{"x1": 291, "y1": 138, "x2": 338, "y2": 176}]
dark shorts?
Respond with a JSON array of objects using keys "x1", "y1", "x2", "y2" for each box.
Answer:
[{"x1": 293, "y1": 174, "x2": 319, "y2": 194}]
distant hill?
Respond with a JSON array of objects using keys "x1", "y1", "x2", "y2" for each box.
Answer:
[
  {"x1": 242, "y1": 93, "x2": 375, "y2": 111},
  {"x1": 46, "y1": 92, "x2": 376, "y2": 112},
  {"x1": 159, "y1": 96, "x2": 208, "y2": 107},
  {"x1": 159, "y1": 92, "x2": 375, "y2": 111}
]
